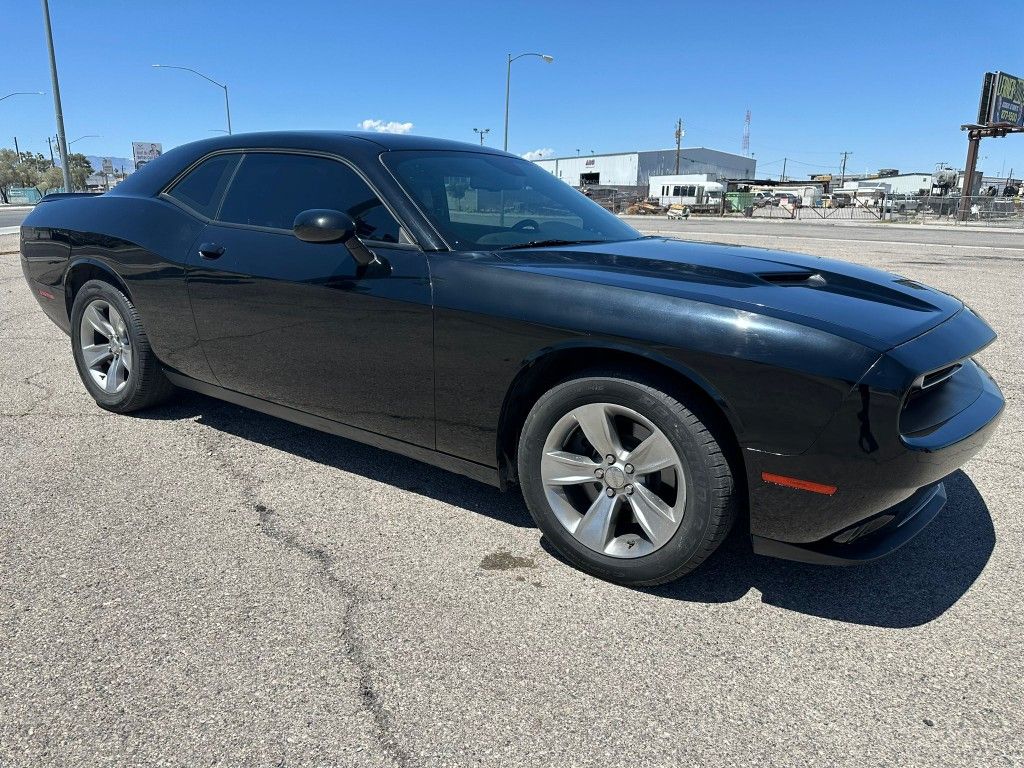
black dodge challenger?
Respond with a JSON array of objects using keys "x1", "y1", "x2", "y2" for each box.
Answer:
[{"x1": 19, "y1": 132, "x2": 1004, "y2": 585}]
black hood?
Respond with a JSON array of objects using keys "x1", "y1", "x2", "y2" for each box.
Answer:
[{"x1": 491, "y1": 237, "x2": 963, "y2": 351}]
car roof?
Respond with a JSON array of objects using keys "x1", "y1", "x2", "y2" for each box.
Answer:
[{"x1": 111, "y1": 130, "x2": 510, "y2": 197}]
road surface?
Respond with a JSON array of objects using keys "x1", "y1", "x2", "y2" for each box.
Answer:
[{"x1": 1, "y1": 209, "x2": 1021, "y2": 767}]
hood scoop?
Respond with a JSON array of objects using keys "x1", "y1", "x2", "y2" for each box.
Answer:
[{"x1": 758, "y1": 271, "x2": 827, "y2": 287}]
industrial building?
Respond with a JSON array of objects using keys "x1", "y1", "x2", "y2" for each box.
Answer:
[{"x1": 533, "y1": 148, "x2": 756, "y2": 190}]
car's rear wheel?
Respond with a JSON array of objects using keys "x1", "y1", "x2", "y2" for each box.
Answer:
[
  {"x1": 70, "y1": 279, "x2": 175, "y2": 413},
  {"x1": 517, "y1": 372, "x2": 736, "y2": 586}
]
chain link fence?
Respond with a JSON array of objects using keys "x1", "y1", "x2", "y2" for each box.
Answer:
[
  {"x1": 749, "y1": 198, "x2": 884, "y2": 221},
  {"x1": 626, "y1": 193, "x2": 1024, "y2": 227},
  {"x1": 883, "y1": 195, "x2": 1024, "y2": 227}
]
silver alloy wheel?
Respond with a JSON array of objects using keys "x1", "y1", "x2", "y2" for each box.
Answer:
[
  {"x1": 78, "y1": 299, "x2": 132, "y2": 394},
  {"x1": 540, "y1": 402, "x2": 687, "y2": 558}
]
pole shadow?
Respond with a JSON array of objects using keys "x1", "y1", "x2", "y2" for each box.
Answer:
[{"x1": 141, "y1": 392, "x2": 994, "y2": 628}]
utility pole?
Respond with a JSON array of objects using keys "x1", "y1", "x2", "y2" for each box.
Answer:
[
  {"x1": 674, "y1": 118, "x2": 683, "y2": 174},
  {"x1": 839, "y1": 151, "x2": 852, "y2": 188},
  {"x1": 46, "y1": 135, "x2": 54, "y2": 165},
  {"x1": 41, "y1": 0, "x2": 72, "y2": 192},
  {"x1": 781, "y1": 157, "x2": 787, "y2": 182},
  {"x1": 13, "y1": 137, "x2": 19, "y2": 155}
]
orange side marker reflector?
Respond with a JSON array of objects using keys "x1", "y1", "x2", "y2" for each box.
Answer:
[{"x1": 761, "y1": 472, "x2": 837, "y2": 496}]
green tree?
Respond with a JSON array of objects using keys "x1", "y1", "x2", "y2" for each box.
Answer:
[
  {"x1": 66, "y1": 153, "x2": 95, "y2": 191},
  {"x1": 37, "y1": 166, "x2": 65, "y2": 196},
  {"x1": 0, "y1": 149, "x2": 51, "y2": 203}
]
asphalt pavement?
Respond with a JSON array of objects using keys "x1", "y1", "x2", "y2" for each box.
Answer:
[
  {"x1": 1, "y1": 222, "x2": 1021, "y2": 766},
  {"x1": 0, "y1": 207, "x2": 32, "y2": 231}
]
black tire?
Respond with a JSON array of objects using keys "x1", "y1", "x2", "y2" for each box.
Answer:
[
  {"x1": 517, "y1": 371, "x2": 736, "y2": 586},
  {"x1": 70, "y1": 279, "x2": 176, "y2": 413}
]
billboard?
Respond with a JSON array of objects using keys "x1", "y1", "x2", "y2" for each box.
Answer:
[
  {"x1": 978, "y1": 71, "x2": 1024, "y2": 127},
  {"x1": 132, "y1": 141, "x2": 163, "y2": 170}
]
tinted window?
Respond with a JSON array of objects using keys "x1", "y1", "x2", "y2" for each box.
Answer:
[
  {"x1": 217, "y1": 153, "x2": 400, "y2": 242},
  {"x1": 167, "y1": 154, "x2": 239, "y2": 218},
  {"x1": 384, "y1": 150, "x2": 639, "y2": 250},
  {"x1": 167, "y1": 153, "x2": 239, "y2": 218}
]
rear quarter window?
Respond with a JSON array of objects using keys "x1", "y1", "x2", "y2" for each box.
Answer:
[{"x1": 166, "y1": 153, "x2": 240, "y2": 218}]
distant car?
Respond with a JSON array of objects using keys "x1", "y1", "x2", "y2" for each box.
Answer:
[
  {"x1": 831, "y1": 192, "x2": 852, "y2": 208},
  {"x1": 775, "y1": 192, "x2": 801, "y2": 207},
  {"x1": 19, "y1": 131, "x2": 1004, "y2": 585},
  {"x1": 882, "y1": 195, "x2": 919, "y2": 214},
  {"x1": 753, "y1": 191, "x2": 775, "y2": 208}
]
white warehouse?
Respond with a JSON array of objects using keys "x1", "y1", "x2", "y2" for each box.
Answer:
[{"x1": 534, "y1": 148, "x2": 756, "y2": 189}]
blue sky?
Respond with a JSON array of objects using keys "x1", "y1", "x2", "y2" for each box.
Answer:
[{"x1": 4, "y1": 0, "x2": 1024, "y2": 179}]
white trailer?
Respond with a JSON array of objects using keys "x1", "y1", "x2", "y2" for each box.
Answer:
[{"x1": 649, "y1": 174, "x2": 724, "y2": 207}]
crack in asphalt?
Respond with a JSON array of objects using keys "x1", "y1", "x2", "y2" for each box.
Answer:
[
  {"x1": 255, "y1": 502, "x2": 411, "y2": 768},
  {"x1": 972, "y1": 456, "x2": 1024, "y2": 473},
  {"x1": 185, "y1": 422, "x2": 412, "y2": 768},
  {"x1": 5, "y1": 370, "x2": 54, "y2": 418}
]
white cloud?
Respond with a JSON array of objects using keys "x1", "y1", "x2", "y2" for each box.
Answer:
[
  {"x1": 521, "y1": 148, "x2": 555, "y2": 161},
  {"x1": 357, "y1": 119, "x2": 414, "y2": 134}
]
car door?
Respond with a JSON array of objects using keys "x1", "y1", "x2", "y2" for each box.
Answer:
[{"x1": 185, "y1": 151, "x2": 434, "y2": 448}]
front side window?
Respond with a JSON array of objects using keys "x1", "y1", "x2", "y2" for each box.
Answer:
[
  {"x1": 384, "y1": 150, "x2": 640, "y2": 250},
  {"x1": 167, "y1": 153, "x2": 239, "y2": 218},
  {"x1": 217, "y1": 153, "x2": 400, "y2": 242}
]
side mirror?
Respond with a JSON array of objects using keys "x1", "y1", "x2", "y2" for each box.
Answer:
[
  {"x1": 293, "y1": 208, "x2": 355, "y2": 243},
  {"x1": 293, "y1": 208, "x2": 376, "y2": 267}
]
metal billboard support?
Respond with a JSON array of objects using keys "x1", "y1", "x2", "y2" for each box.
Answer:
[{"x1": 958, "y1": 122, "x2": 1024, "y2": 220}]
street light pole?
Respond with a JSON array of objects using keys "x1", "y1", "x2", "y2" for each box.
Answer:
[
  {"x1": 152, "y1": 64, "x2": 232, "y2": 134},
  {"x1": 473, "y1": 128, "x2": 490, "y2": 145},
  {"x1": 503, "y1": 52, "x2": 553, "y2": 151},
  {"x1": 223, "y1": 84, "x2": 232, "y2": 135},
  {"x1": 0, "y1": 92, "x2": 44, "y2": 103},
  {"x1": 40, "y1": 0, "x2": 72, "y2": 192}
]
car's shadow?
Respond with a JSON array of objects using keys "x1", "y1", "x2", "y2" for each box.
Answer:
[
  {"x1": 640, "y1": 468, "x2": 994, "y2": 628},
  {"x1": 143, "y1": 392, "x2": 995, "y2": 629}
]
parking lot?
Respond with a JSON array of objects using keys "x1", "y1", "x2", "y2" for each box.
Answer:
[{"x1": 1, "y1": 220, "x2": 1021, "y2": 766}]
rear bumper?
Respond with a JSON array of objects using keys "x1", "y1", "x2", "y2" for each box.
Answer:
[
  {"x1": 22, "y1": 265, "x2": 70, "y2": 334},
  {"x1": 751, "y1": 482, "x2": 946, "y2": 565}
]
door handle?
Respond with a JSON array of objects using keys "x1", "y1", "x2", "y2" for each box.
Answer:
[{"x1": 198, "y1": 242, "x2": 225, "y2": 260}]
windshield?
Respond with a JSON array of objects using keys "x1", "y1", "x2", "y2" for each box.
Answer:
[{"x1": 383, "y1": 150, "x2": 641, "y2": 250}]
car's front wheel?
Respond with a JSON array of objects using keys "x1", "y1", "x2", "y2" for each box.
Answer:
[
  {"x1": 517, "y1": 372, "x2": 737, "y2": 586},
  {"x1": 70, "y1": 279, "x2": 175, "y2": 413}
]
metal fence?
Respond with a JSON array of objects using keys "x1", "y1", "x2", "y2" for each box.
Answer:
[
  {"x1": 605, "y1": 186, "x2": 1024, "y2": 227},
  {"x1": 884, "y1": 195, "x2": 1024, "y2": 227},
  {"x1": 697, "y1": 194, "x2": 1024, "y2": 227},
  {"x1": 750, "y1": 199, "x2": 883, "y2": 221}
]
